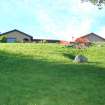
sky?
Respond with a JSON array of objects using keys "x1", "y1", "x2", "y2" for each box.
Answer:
[{"x1": 0, "y1": 0, "x2": 105, "y2": 41}]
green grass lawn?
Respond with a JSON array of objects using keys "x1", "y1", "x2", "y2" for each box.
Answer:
[{"x1": 0, "y1": 43, "x2": 105, "y2": 105}]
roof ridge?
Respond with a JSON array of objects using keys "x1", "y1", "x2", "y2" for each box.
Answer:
[{"x1": 0, "y1": 29, "x2": 33, "y2": 38}]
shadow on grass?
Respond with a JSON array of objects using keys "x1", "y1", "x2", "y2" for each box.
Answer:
[
  {"x1": 63, "y1": 53, "x2": 75, "y2": 60},
  {"x1": 0, "y1": 50, "x2": 105, "y2": 105}
]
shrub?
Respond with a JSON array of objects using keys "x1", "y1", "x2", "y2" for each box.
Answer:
[
  {"x1": 75, "y1": 37, "x2": 91, "y2": 49},
  {"x1": 60, "y1": 40, "x2": 70, "y2": 46},
  {"x1": 0, "y1": 35, "x2": 7, "y2": 43}
]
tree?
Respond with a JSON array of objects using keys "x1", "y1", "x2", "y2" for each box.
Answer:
[
  {"x1": 75, "y1": 37, "x2": 90, "y2": 49},
  {"x1": 75, "y1": 37, "x2": 89, "y2": 44},
  {"x1": 0, "y1": 35, "x2": 7, "y2": 43},
  {"x1": 82, "y1": 0, "x2": 105, "y2": 9},
  {"x1": 82, "y1": 0, "x2": 105, "y2": 4}
]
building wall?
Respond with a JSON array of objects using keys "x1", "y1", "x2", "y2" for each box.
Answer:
[
  {"x1": 84, "y1": 34, "x2": 105, "y2": 42},
  {"x1": 4, "y1": 31, "x2": 32, "y2": 42}
]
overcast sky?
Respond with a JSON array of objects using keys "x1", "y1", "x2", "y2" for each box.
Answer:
[{"x1": 0, "y1": 0, "x2": 105, "y2": 41}]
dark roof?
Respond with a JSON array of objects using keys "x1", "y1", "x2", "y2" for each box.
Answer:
[
  {"x1": 79, "y1": 33, "x2": 105, "y2": 40},
  {"x1": 0, "y1": 29, "x2": 33, "y2": 38}
]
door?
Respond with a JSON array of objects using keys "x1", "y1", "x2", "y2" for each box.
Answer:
[{"x1": 7, "y1": 38, "x2": 16, "y2": 43}]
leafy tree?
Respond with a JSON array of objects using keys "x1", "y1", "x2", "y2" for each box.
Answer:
[
  {"x1": 75, "y1": 37, "x2": 89, "y2": 44},
  {"x1": 0, "y1": 35, "x2": 7, "y2": 43},
  {"x1": 82, "y1": 0, "x2": 105, "y2": 4},
  {"x1": 82, "y1": 0, "x2": 105, "y2": 9}
]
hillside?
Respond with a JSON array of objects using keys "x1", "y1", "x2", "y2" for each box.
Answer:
[{"x1": 0, "y1": 43, "x2": 105, "y2": 105}]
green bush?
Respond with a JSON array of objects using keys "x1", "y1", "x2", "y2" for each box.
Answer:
[{"x1": 0, "y1": 35, "x2": 7, "y2": 43}]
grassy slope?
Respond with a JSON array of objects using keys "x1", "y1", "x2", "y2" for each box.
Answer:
[{"x1": 0, "y1": 43, "x2": 105, "y2": 105}]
